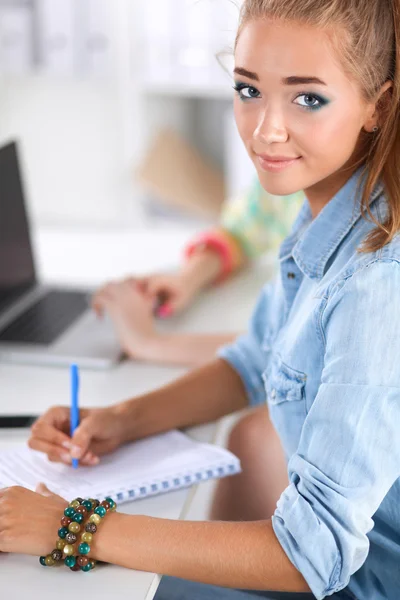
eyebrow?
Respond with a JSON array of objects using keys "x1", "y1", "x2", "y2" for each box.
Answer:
[{"x1": 233, "y1": 67, "x2": 327, "y2": 86}]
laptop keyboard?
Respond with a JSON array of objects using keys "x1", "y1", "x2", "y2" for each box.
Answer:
[{"x1": 0, "y1": 290, "x2": 88, "y2": 345}]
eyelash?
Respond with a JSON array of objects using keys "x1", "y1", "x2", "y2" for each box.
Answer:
[{"x1": 232, "y1": 82, "x2": 328, "y2": 111}]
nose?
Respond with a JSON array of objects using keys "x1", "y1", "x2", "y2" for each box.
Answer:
[{"x1": 253, "y1": 105, "x2": 288, "y2": 145}]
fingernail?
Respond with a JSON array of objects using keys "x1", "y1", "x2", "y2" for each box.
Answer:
[
  {"x1": 61, "y1": 453, "x2": 71, "y2": 463},
  {"x1": 89, "y1": 456, "x2": 100, "y2": 465},
  {"x1": 158, "y1": 304, "x2": 173, "y2": 318},
  {"x1": 62, "y1": 440, "x2": 71, "y2": 449},
  {"x1": 71, "y1": 445, "x2": 82, "y2": 459}
]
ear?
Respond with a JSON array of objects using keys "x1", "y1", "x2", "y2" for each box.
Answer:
[{"x1": 364, "y1": 80, "x2": 393, "y2": 132}]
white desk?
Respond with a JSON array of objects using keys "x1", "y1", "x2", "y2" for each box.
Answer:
[{"x1": 0, "y1": 228, "x2": 275, "y2": 599}]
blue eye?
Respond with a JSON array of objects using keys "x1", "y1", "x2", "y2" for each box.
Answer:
[
  {"x1": 233, "y1": 82, "x2": 261, "y2": 100},
  {"x1": 293, "y1": 93, "x2": 328, "y2": 111}
]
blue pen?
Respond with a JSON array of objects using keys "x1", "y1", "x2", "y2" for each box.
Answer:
[{"x1": 70, "y1": 363, "x2": 80, "y2": 469}]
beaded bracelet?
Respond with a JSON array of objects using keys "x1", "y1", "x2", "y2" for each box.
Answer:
[
  {"x1": 40, "y1": 496, "x2": 116, "y2": 572},
  {"x1": 65, "y1": 497, "x2": 116, "y2": 572}
]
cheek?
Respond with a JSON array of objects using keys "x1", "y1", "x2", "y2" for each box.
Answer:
[
  {"x1": 293, "y1": 106, "x2": 362, "y2": 161},
  {"x1": 233, "y1": 98, "x2": 257, "y2": 147}
]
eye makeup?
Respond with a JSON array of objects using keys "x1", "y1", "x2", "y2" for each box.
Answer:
[
  {"x1": 233, "y1": 81, "x2": 261, "y2": 100},
  {"x1": 293, "y1": 92, "x2": 330, "y2": 111},
  {"x1": 233, "y1": 81, "x2": 331, "y2": 112}
]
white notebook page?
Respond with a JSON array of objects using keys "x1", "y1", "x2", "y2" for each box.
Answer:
[{"x1": 0, "y1": 430, "x2": 241, "y2": 504}]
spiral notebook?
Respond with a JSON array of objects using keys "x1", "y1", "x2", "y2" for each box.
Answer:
[{"x1": 0, "y1": 430, "x2": 241, "y2": 504}]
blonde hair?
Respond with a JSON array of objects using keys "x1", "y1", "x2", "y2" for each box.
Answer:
[{"x1": 236, "y1": 0, "x2": 400, "y2": 252}]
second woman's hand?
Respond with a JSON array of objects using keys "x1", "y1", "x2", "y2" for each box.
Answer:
[{"x1": 91, "y1": 278, "x2": 165, "y2": 360}]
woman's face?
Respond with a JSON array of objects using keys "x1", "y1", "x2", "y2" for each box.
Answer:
[{"x1": 234, "y1": 19, "x2": 378, "y2": 197}]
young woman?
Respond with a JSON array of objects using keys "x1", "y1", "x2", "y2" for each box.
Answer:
[
  {"x1": 1, "y1": 0, "x2": 400, "y2": 598},
  {"x1": 91, "y1": 181, "x2": 303, "y2": 367}
]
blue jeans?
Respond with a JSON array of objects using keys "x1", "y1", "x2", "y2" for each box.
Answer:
[{"x1": 154, "y1": 577, "x2": 357, "y2": 599}]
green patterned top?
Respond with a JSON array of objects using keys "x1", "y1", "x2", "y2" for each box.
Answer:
[{"x1": 220, "y1": 179, "x2": 305, "y2": 259}]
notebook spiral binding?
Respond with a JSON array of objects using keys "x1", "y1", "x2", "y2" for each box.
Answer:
[{"x1": 104, "y1": 461, "x2": 240, "y2": 504}]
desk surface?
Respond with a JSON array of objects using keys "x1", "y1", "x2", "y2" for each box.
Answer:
[{"x1": 0, "y1": 227, "x2": 275, "y2": 599}]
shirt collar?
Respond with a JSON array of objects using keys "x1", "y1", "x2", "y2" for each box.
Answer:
[{"x1": 279, "y1": 168, "x2": 384, "y2": 280}]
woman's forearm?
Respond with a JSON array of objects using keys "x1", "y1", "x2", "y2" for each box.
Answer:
[
  {"x1": 181, "y1": 249, "x2": 224, "y2": 292},
  {"x1": 182, "y1": 234, "x2": 247, "y2": 293},
  {"x1": 138, "y1": 333, "x2": 238, "y2": 367},
  {"x1": 93, "y1": 514, "x2": 310, "y2": 593},
  {"x1": 116, "y1": 358, "x2": 248, "y2": 442}
]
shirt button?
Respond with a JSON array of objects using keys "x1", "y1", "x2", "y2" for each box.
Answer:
[
  {"x1": 287, "y1": 272, "x2": 296, "y2": 279},
  {"x1": 270, "y1": 389, "x2": 276, "y2": 399}
]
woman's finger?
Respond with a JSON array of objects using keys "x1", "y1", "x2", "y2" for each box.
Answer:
[
  {"x1": 146, "y1": 277, "x2": 172, "y2": 298},
  {"x1": 39, "y1": 405, "x2": 71, "y2": 429},
  {"x1": 30, "y1": 421, "x2": 72, "y2": 450},
  {"x1": 28, "y1": 436, "x2": 99, "y2": 466},
  {"x1": 27, "y1": 439, "x2": 72, "y2": 464}
]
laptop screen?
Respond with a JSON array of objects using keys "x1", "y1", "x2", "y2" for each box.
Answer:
[{"x1": 0, "y1": 142, "x2": 36, "y2": 313}]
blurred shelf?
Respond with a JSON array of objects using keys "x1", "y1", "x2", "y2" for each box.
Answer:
[{"x1": 140, "y1": 81, "x2": 234, "y2": 100}]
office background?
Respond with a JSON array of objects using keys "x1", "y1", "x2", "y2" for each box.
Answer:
[{"x1": 0, "y1": 0, "x2": 255, "y2": 231}]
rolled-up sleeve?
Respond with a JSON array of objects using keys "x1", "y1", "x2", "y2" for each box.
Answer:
[
  {"x1": 272, "y1": 260, "x2": 400, "y2": 599},
  {"x1": 218, "y1": 282, "x2": 275, "y2": 407}
]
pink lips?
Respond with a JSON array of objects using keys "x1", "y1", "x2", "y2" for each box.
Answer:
[{"x1": 257, "y1": 154, "x2": 301, "y2": 173}]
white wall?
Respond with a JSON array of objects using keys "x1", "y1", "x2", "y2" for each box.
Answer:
[{"x1": 0, "y1": 74, "x2": 143, "y2": 228}]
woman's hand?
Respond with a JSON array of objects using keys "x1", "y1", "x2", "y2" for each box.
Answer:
[
  {"x1": 0, "y1": 484, "x2": 66, "y2": 555},
  {"x1": 28, "y1": 404, "x2": 130, "y2": 466},
  {"x1": 138, "y1": 271, "x2": 203, "y2": 317},
  {"x1": 91, "y1": 278, "x2": 162, "y2": 359}
]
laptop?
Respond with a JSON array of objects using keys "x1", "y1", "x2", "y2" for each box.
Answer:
[{"x1": 0, "y1": 141, "x2": 121, "y2": 369}]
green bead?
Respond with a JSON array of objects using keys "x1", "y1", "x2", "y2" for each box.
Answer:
[
  {"x1": 105, "y1": 496, "x2": 115, "y2": 508},
  {"x1": 94, "y1": 505, "x2": 106, "y2": 517},
  {"x1": 73, "y1": 513, "x2": 84, "y2": 524},
  {"x1": 58, "y1": 527, "x2": 68, "y2": 539},
  {"x1": 78, "y1": 542, "x2": 90, "y2": 555},
  {"x1": 64, "y1": 507, "x2": 75, "y2": 518},
  {"x1": 39, "y1": 556, "x2": 47, "y2": 566},
  {"x1": 82, "y1": 500, "x2": 92, "y2": 511},
  {"x1": 81, "y1": 563, "x2": 92, "y2": 572},
  {"x1": 64, "y1": 555, "x2": 76, "y2": 568}
]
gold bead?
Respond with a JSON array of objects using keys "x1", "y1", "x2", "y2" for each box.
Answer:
[
  {"x1": 63, "y1": 544, "x2": 74, "y2": 556},
  {"x1": 81, "y1": 532, "x2": 93, "y2": 544},
  {"x1": 56, "y1": 539, "x2": 66, "y2": 550},
  {"x1": 89, "y1": 560, "x2": 96, "y2": 569},
  {"x1": 68, "y1": 521, "x2": 81, "y2": 533},
  {"x1": 110, "y1": 504, "x2": 117, "y2": 512},
  {"x1": 45, "y1": 555, "x2": 55, "y2": 566},
  {"x1": 89, "y1": 513, "x2": 101, "y2": 525},
  {"x1": 70, "y1": 500, "x2": 80, "y2": 509}
]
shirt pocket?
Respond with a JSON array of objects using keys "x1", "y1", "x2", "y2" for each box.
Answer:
[
  {"x1": 262, "y1": 355, "x2": 307, "y2": 455},
  {"x1": 263, "y1": 355, "x2": 306, "y2": 405}
]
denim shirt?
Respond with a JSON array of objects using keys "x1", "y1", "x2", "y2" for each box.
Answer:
[{"x1": 219, "y1": 169, "x2": 400, "y2": 600}]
